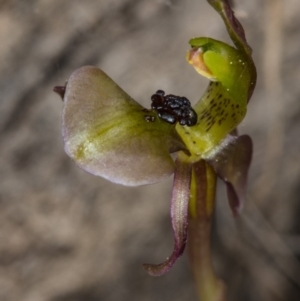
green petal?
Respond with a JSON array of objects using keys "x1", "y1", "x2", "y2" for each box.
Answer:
[
  {"x1": 177, "y1": 37, "x2": 255, "y2": 158},
  {"x1": 62, "y1": 66, "x2": 185, "y2": 186}
]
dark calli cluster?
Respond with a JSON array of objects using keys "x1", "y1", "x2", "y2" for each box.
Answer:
[{"x1": 151, "y1": 90, "x2": 198, "y2": 126}]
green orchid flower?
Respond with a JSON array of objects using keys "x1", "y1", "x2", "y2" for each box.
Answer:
[{"x1": 54, "y1": 0, "x2": 256, "y2": 294}]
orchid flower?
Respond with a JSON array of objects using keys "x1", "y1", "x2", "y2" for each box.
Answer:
[{"x1": 54, "y1": 0, "x2": 256, "y2": 299}]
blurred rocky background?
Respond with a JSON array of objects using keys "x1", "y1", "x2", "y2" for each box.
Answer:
[{"x1": 1, "y1": 0, "x2": 300, "y2": 300}]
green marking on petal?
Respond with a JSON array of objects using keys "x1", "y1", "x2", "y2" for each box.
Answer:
[{"x1": 62, "y1": 66, "x2": 185, "y2": 186}]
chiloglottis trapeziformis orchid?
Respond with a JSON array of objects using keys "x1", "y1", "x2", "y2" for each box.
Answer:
[{"x1": 54, "y1": 0, "x2": 256, "y2": 277}]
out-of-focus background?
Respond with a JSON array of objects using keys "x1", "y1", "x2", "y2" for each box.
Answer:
[{"x1": 1, "y1": 0, "x2": 300, "y2": 300}]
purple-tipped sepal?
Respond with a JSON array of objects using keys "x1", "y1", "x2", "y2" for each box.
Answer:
[{"x1": 143, "y1": 153, "x2": 192, "y2": 276}]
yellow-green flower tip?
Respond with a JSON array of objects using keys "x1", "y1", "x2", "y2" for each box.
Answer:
[
  {"x1": 188, "y1": 37, "x2": 252, "y2": 104},
  {"x1": 187, "y1": 47, "x2": 216, "y2": 81}
]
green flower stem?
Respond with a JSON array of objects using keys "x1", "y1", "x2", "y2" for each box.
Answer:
[{"x1": 188, "y1": 160, "x2": 228, "y2": 301}]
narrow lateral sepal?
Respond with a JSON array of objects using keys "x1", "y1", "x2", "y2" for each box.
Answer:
[{"x1": 143, "y1": 152, "x2": 192, "y2": 276}]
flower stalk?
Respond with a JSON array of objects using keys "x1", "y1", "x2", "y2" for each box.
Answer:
[{"x1": 188, "y1": 160, "x2": 227, "y2": 301}]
